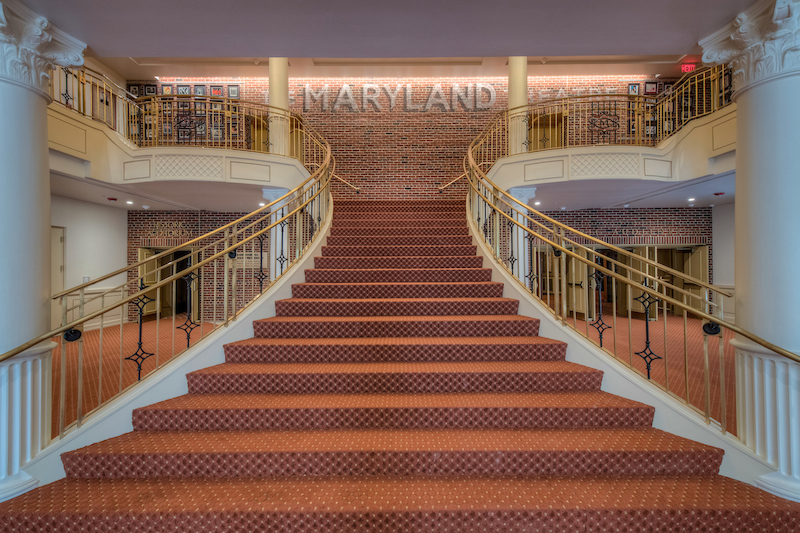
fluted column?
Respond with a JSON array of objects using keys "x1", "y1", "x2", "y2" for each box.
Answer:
[
  {"x1": 701, "y1": 0, "x2": 800, "y2": 501},
  {"x1": 0, "y1": 0, "x2": 84, "y2": 501},
  {"x1": 508, "y1": 57, "x2": 528, "y2": 156},
  {"x1": 268, "y1": 57, "x2": 289, "y2": 156}
]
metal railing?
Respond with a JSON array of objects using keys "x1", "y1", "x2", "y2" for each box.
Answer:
[
  {"x1": 1, "y1": 114, "x2": 334, "y2": 438},
  {"x1": 462, "y1": 84, "x2": 799, "y2": 436},
  {"x1": 491, "y1": 65, "x2": 733, "y2": 158}
]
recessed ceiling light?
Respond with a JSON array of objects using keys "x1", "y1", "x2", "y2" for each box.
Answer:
[
  {"x1": 126, "y1": 201, "x2": 133, "y2": 205},
  {"x1": 623, "y1": 204, "x2": 630, "y2": 208},
  {"x1": 142, "y1": 205, "x2": 150, "y2": 210},
  {"x1": 688, "y1": 198, "x2": 696, "y2": 202},
  {"x1": 689, "y1": 203, "x2": 695, "y2": 207},
  {"x1": 259, "y1": 202, "x2": 265, "y2": 207},
  {"x1": 534, "y1": 201, "x2": 541, "y2": 206},
  {"x1": 709, "y1": 204, "x2": 715, "y2": 207},
  {"x1": 560, "y1": 207, "x2": 566, "y2": 211}
]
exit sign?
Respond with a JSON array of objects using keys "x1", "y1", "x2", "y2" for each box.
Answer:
[{"x1": 681, "y1": 63, "x2": 697, "y2": 73}]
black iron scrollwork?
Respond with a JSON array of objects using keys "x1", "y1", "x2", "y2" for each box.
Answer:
[
  {"x1": 588, "y1": 101, "x2": 620, "y2": 144},
  {"x1": 176, "y1": 271, "x2": 200, "y2": 348},
  {"x1": 634, "y1": 280, "x2": 662, "y2": 379},
  {"x1": 589, "y1": 267, "x2": 612, "y2": 347},
  {"x1": 126, "y1": 280, "x2": 155, "y2": 381}
]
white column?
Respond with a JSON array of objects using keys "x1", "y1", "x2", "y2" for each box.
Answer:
[
  {"x1": 268, "y1": 57, "x2": 289, "y2": 156},
  {"x1": 0, "y1": 0, "x2": 84, "y2": 501},
  {"x1": 702, "y1": 0, "x2": 800, "y2": 501},
  {"x1": 508, "y1": 56, "x2": 528, "y2": 156}
]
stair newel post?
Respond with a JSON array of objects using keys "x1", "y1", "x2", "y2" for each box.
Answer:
[
  {"x1": 76, "y1": 288, "x2": 85, "y2": 428},
  {"x1": 560, "y1": 227, "x2": 568, "y2": 321},
  {"x1": 223, "y1": 227, "x2": 230, "y2": 326}
]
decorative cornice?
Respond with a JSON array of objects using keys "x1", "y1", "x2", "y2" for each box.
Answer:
[
  {"x1": 700, "y1": 0, "x2": 800, "y2": 94},
  {"x1": 507, "y1": 186, "x2": 537, "y2": 208},
  {"x1": 0, "y1": 0, "x2": 85, "y2": 99}
]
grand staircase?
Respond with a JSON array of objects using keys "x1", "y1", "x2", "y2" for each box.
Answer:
[{"x1": 1, "y1": 199, "x2": 798, "y2": 531}]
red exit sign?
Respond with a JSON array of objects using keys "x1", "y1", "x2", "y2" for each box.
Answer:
[{"x1": 681, "y1": 63, "x2": 697, "y2": 73}]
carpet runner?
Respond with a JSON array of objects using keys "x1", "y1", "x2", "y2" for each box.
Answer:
[{"x1": 1, "y1": 198, "x2": 798, "y2": 532}]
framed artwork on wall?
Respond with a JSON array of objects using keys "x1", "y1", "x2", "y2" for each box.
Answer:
[
  {"x1": 663, "y1": 83, "x2": 674, "y2": 95},
  {"x1": 194, "y1": 85, "x2": 206, "y2": 96},
  {"x1": 210, "y1": 85, "x2": 224, "y2": 97},
  {"x1": 145, "y1": 85, "x2": 157, "y2": 96},
  {"x1": 162, "y1": 85, "x2": 173, "y2": 95},
  {"x1": 195, "y1": 102, "x2": 206, "y2": 116},
  {"x1": 627, "y1": 83, "x2": 639, "y2": 96},
  {"x1": 163, "y1": 123, "x2": 172, "y2": 136},
  {"x1": 228, "y1": 85, "x2": 240, "y2": 99},
  {"x1": 177, "y1": 85, "x2": 191, "y2": 96},
  {"x1": 644, "y1": 82, "x2": 658, "y2": 95},
  {"x1": 127, "y1": 85, "x2": 139, "y2": 97}
]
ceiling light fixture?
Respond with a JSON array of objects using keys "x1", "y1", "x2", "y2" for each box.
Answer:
[
  {"x1": 623, "y1": 204, "x2": 630, "y2": 208},
  {"x1": 688, "y1": 198, "x2": 696, "y2": 202},
  {"x1": 534, "y1": 201, "x2": 541, "y2": 206},
  {"x1": 560, "y1": 207, "x2": 566, "y2": 211},
  {"x1": 259, "y1": 202, "x2": 265, "y2": 207},
  {"x1": 126, "y1": 201, "x2": 133, "y2": 205},
  {"x1": 709, "y1": 204, "x2": 715, "y2": 207}
]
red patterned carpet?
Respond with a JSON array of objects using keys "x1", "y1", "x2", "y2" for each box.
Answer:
[{"x1": 1, "y1": 199, "x2": 798, "y2": 531}]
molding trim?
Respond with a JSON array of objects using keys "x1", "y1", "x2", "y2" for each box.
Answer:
[
  {"x1": 700, "y1": 0, "x2": 800, "y2": 95},
  {"x1": 0, "y1": 0, "x2": 85, "y2": 100}
]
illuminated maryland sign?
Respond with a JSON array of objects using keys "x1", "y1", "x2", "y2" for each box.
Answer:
[{"x1": 302, "y1": 83, "x2": 498, "y2": 112}]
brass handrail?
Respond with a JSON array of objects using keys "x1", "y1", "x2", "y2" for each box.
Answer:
[
  {"x1": 438, "y1": 173, "x2": 467, "y2": 191},
  {"x1": 333, "y1": 173, "x2": 361, "y2": 192}
]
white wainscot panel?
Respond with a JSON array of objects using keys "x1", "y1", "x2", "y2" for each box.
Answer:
[
  {"x1": 524, "y1": 159, "x2": 565, "y2": 182},
  {"x1": 230, "y1": 160, "x2": 271, "y2": 183},
  {"x1": 644, "y1": 158, "x2": 672, "y2": 178}
]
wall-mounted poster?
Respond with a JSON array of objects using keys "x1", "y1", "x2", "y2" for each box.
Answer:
[
  {"x1": 210, "y1": 85, "x2": 224, "y2": 97},
  {"x1": 144, "y1": 85, "x2": 157, "y2": 96},
  {"x1": 228, "y1": 85, "x2": 240, "y2": 99},
  {"x1": 194, "y1": 85, "x2": 206, "y2": 96},
  {"x1": 195, "y1": 102, "x2": 206, "y2": 116},
  {"x1": 127, "y1": 85, "x2": 139, "y2": 97},
  {"x1": 644, "y1": 82, "x2": 658, "y2": 95},
  {"x1": 162, "y1": 85, "x2": 173, "y2": 95},
  {"x1": 627, "y1": 83, "x2": 639, "y2": 96},
  {"x1": 177, "y1": 85, "x2": 191, "y2": 96}
]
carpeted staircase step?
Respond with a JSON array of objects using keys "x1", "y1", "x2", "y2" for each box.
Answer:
[
  {"x1": 186, "y1": 361, "x2": 599, "y2": 394},
  {"x1": 291, "y1": 282, "x2": 504, "y2": 299},
  {"x1": 334, "y1": 199, "x2": 464, "y2": 207},
  {"x1": 330, "y1": 226, "x2": 470, "y2": 236},
  {"x1": 327, "y1": 235, "x2": 473, "y2": 247},
  {"x1": 321, "y1": 245, "x2": 477, "y2": 257},
  {"x1": 275, "y1": 297, "x2": 519, "y2": 317},
  {"x1": 331, "y1": 218, "x2": 467, "y2": 228},
  {"x1": 61, "y1": 428, "x2": 723, "y2": 479},
  {"x1": 304, "y1": 268, "x2": 492, "y2": 284},
  {"x1": 131, "y1": 392, "x2": 655, "y2": 431},
  {"x1": 333, "y1": 211, "x2": 465, "y2": 220},
  {"x1": 8, "y1": 476, "x2": 796, "y2": 533},
  {"x1": 314, "y1": 255, "x2": 483, "y2": 269},
  {"x1": 334, "y1": 204, "x2": 463, "y2": 213},
  {"x1": 224, "y1": 336, "x2": 565, "y2": 364},
  {"x1": 253, "y1": 314, "x2": 540, "y2": 338}
]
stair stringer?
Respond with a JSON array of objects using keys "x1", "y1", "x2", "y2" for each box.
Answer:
[
  {"x1": 12, "y1": 192, "x2": 334, "y2": 496},
  {"x1": 465, "y1": 199, "x2": 777, "y2": 486}
]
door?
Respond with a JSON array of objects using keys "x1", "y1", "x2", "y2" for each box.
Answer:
[
  {"x1": 50, "y1": 227, "x2": 65, "y2": 329},
  {"x1": 567, "y1": 247, "x2": 595, "y2": 320},
  {"x1": 137, "y1": 248, "x2": 158, "y2": 316},
  {"x1": 682, "y1": 245, "x2": 709, "y2": 315},
  {"x1": 618, "y1": 247, "x2": 657, "y2": 319}
]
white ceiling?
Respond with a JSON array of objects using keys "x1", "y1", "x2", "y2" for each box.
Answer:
[
  {"x1": 26, "y1": 0, "x2": 750, "y2": 61},
  {"x1": 517, "y1": 173, "x2": 735, "y2": 211}
]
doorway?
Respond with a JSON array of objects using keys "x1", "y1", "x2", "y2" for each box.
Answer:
[
  {"x1": 51, "y1": 227, "x2": 65, "y2": 329},
  {"x1": 137, "y1": 247, "x2": 200, "y2": 321}
]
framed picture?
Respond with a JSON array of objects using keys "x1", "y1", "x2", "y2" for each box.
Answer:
[
  {"x1": 644, "y1": 82, "x2": 658, "y2": 95},
  {"x1": 194, "y1": 85, "x2": 206, "y2": 96},
  {"x1": 162, "y1": 85, "x2": 173, "y2": 95},
  {"x1": 127, "y1": 85, "x2": 139, "y2": 97},
  {"x1": 195, "y1": 102, "x2": 206, "y2": 116},
  {"x1": 210, "y1": 126, "x2": 223, "y2": 141},
  {"x1": 162, "y1": 101, "x2": 173, "y2": 112},
  {"x1": 178, "y1": 129, "x2": 191, "y2": 141},
  {"x1": 627, "y1": 83, "x2": 639, "y2": 96},
  {"x1": 177, "y1": 85, "x2": 191, "y2": 96},
  {"x1": 657, "y1": 81, "x2": 664, "y2": 93},
  {"x1": 211, "y1": 101, "x2": 223, "y2": 112},
  {"x1": 210, "y1": 85, "x2": 224, "y2": 97},
  {"x1": 145, "y1": 85, "x2": 157, "y2": 96},
  {"x1": 163, "y1": 123, "x2": 172, "y2": 136},
  {"x1": 663, "y1": 83, "x2": 674, "y2": 95},
  {"x1": 178, "y1": 101, "x2": 191, "y2": 111},
  {"x1": 228, "y1": 85, "x2": 240, "y2": 99},
  {"x1": 230, "y1": 123, "x2": 239, "y2": 138},
  {"x1": 195, "y1": 121, "x2": 206, "y2": 136}
]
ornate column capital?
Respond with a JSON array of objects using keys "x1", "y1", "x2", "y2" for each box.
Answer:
[
  {"x1": 0, "y1": 0, "x2": 85, "y2": 100},
  {"x1": 701, "y1": 0, "x2": 800, "y2": 94}
]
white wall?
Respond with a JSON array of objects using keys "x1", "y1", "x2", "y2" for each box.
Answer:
[
  {"x1": 50, "y1": 195, "x2": 128, "y2": 289},
  {"x1": 712, "y1": 203, "x2": 735, "y2": 286}
]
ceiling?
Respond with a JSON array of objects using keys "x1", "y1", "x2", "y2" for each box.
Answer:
[
  {"x1": 26, "y1": 0, "x2": 749, "y2": 64},
  {"x1": 515, "y1": 173, "x2": 735, "y2": 211}
]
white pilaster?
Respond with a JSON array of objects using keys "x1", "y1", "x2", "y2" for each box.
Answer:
[
  {"x1": 508, "y1": 56, "x2": 528, "y2": 156},
  {"x1": 268, "y1": 57, "x2": 289, "y2": 156},
  {"x1": 702, "y1": 0, "x2": 800, "y2": 500}
]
